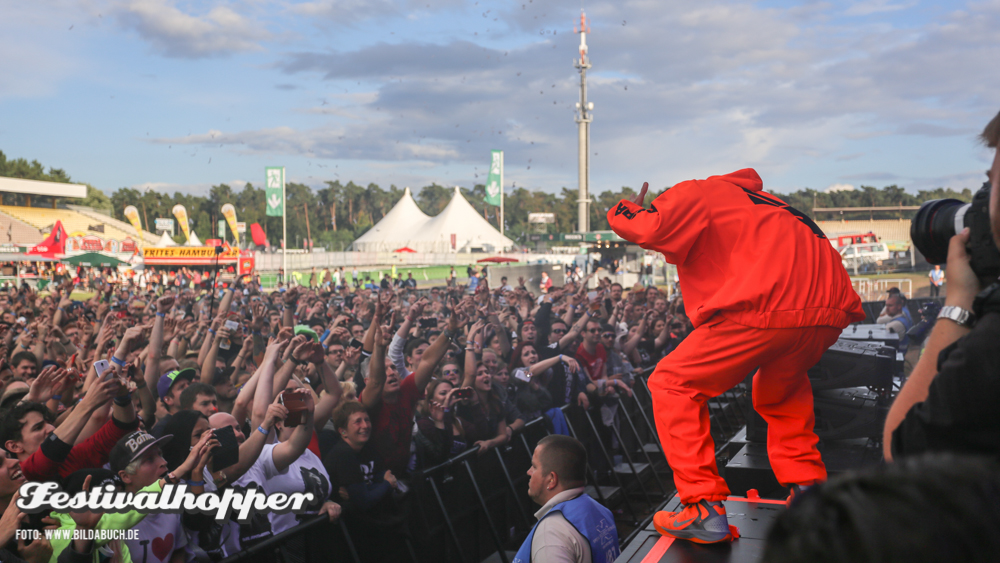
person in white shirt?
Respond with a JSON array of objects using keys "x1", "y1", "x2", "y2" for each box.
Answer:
[{"x1": 515, "y1": 435, "x2": 620, "y2": 563}]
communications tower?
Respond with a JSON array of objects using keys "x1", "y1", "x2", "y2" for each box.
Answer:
[{"x1": 574, "y1": 11, "x2": 592, "y2": 233}]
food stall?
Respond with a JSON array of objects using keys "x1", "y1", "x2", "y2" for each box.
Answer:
[{"x1": 141, "y1": 244, "x2": 255, "y2": 281}]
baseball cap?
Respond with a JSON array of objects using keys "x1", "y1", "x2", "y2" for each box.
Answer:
[
  {"x1": 109, "y1": 431, "x2": 172, "y2": 473},
  {"x1": 156, "y1": 368, "x2": 197, "y2": 399},
  {"x1": 293, "y1": 325, "x2": 319, "y2": 343}
]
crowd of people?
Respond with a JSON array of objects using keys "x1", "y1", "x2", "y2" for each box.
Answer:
[{"x1": 0, "y1": 265, "x2": 692, "y2": 563}]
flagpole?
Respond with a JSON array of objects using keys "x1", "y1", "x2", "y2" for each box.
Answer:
[
  {"x1": 282, "y1": 167, "x2": 287, "y2": 285},
  {"x1": 499, "y1": 151, "x2": 504, "y2": 236}
]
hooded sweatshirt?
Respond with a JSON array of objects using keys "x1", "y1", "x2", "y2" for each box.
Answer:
[{"x1": 607, "y1": 169, "x2": 864, "y2": 330}]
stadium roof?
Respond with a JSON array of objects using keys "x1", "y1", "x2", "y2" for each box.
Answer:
[{"x1": 0, "y1": 177, "x2": 87, "y2": 198}]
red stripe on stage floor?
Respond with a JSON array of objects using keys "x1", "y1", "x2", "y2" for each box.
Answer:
[
  {"x1": 725, "y1": 496, "x2": 787, "y2": 505},
  {"x1": 640, "y1": 536, "x2": 674, "y2": 563}
]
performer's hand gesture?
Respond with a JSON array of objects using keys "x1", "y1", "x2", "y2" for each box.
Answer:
[{"x1": 632, "y1": 182, "x2": 649, "y2": 206}]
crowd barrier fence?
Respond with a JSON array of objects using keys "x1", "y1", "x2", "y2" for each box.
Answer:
[{"x1": 216, "y1": 366, "x2": 752, "y2": 563}]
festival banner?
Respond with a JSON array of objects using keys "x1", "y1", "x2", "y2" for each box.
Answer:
[
  {"x1": 123, "y1": 205, "x2": 143, "y2": 251},
  {"x1": 221, "y1": 203, "x2": 240, "y2": 246},
  {"x1": 484, "y1": 150, "x2": 502, "y2": 206},
  {"x1": 172, "y1": 204, "x2": 191, "y2": 243},
  {"x1": 265, "y1": 167, "x2": 284, "y2": 217}
]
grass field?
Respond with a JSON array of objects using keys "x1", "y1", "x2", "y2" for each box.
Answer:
[{"x1": 258, "y1": 262, "x2": 528, "y2": 288}]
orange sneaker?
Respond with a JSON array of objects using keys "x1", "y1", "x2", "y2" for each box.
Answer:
[
  {"x1": 785, "y1": 484, "x2": 811, "y2": 507},
  {"x1": 653, "y1": 500, "x2": 732, "y2": 544}
]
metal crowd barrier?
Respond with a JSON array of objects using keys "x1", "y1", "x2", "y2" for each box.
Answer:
[{"x1": 216, "y1": 365, "x2": 756, "y2": 563}]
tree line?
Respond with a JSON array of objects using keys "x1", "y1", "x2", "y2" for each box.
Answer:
[{"x1": 0, "y1": 150, "x2": 978, "y2": 249}]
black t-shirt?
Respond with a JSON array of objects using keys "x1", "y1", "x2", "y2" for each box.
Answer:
[
  {"x1": 323, "y1": 440, "x2": 395, "y2": 517},
  {"x1": 892, "y1": 309, "x2": 1000, "y2": 461},
  {"x1": 323, "y1": 440, "x2": 382, "y2": 492}
]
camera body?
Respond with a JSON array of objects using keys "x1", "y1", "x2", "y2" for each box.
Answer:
[{"x1": 911, "y1": 181, "x2": 999, "y2": 286}]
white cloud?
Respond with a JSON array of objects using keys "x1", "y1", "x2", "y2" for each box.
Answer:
[
  {"x1": 825, "y1": 183, "x2": 856, "y2": 192},
  {"x1": 114, "y1": 0, "x2": 269, "y2": 58}
]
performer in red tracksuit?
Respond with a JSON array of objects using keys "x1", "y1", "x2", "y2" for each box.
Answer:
[{"x1": 608, "y1": 169, "x2": 864, "y2": 544}]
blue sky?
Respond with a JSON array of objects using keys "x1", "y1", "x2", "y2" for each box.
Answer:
[{"x1": 1, "y1": 0, "x2": 997, "y2": 199}]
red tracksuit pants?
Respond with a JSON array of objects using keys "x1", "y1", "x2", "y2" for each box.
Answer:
[{"x1": 649, "y1": 315, "x2": 841, "y2": 504}]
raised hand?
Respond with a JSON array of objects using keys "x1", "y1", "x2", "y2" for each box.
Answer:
[
  {"x1": 343, "y1": 346, "x2": 361, "y2": 366},
  {"x1": 408, "y1": 297, "x2": 429, "y2": 320},
  {"x1": 25, "y1": 366, "x2": 64, "y2": 404},
  {"x1": 282, "y1": 286, "x2": 300, "y2": 306},
  {"x1": 289, "y1": 335, "x2": 313, "y2": 363},
  {"x1": 276, "y1": 326, "x2": 294, "y2": 342},
  {"x1": 156, "y1": 294, "x2": 175, "y2": 314},
  {"x1": 631, "y1": 182, "x2": 649, "y2": 206},
  {"x1": 263, "y1": 403, "x2": 289, "y2": 430},
  {"x1": 251, "y1": 302, "x2": 267, "y2": 329}
]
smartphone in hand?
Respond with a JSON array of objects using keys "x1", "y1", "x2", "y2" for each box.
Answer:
[
  {"x1": 93, "y1": 359, "x2": 114, "y2": 381},
  {"x1": 211, "y1": 426, "x2": 240, "y2": 472},
  {"x1": 279, "y1": 389, "x2": 307, "y2": 427}
]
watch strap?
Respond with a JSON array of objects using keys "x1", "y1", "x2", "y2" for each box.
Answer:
[{"x1": 938, "y1": 305, "x2": 975, "y2": 328}]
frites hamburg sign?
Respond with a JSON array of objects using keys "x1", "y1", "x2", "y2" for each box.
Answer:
[{"x1": 143, "y1": 246, "x2": 242, "y2": 265}]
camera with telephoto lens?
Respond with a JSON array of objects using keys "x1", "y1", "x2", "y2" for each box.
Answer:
[{"x1": 910, "y1": 181, "x2": 999, "y2": 287}]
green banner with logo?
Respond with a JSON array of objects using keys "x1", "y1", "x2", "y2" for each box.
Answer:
[
  {"x1": 484, "y1": 150, "x2": 502, "y2": 206},
  {"x1": 265, "y1": 166, "x2": 284, "y2": 217}
]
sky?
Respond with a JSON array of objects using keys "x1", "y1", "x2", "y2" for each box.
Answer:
[{"x1": 1, "y1": 0, "x2": 998, "y2": 199}]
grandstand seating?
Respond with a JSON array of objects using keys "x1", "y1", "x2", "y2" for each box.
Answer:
[
  {"x1": 0, "y1": 210, "x2": 43, "y2": 246},
  {"x1": 66, "y1": 205, "x2": 159, "y2": 244},
  {"x1": 0, "y1": 205, "x2": 157, "y2": 245}
]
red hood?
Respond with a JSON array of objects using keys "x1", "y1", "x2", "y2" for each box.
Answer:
[{"x1": 704, "y1": 168, "x2": 763, "y2": 192}]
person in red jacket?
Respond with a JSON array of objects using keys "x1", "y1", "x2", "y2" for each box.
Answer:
[{"x1": 608, "y1": 169, "x2": 864, "y2": 544}]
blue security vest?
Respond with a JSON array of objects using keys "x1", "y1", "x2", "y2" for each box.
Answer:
[
  {"x1": 890, "y1": 312, "x2": 914, "y2": 352},
  {"x1": 513, "y1": 493, "x2": 620, "y2": 563}
]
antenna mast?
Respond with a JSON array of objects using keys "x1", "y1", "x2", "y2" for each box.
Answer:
[{"x1": 574, "y1": 10, "x2": 592, "y2": 233}]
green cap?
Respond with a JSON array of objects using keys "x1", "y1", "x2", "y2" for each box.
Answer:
[{"x1": 294, "y1": 325, "x2": 319, "y2": 343}]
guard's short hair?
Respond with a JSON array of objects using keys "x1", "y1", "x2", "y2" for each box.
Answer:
[
  {"x1": 982, "y1": 109, "x2": 1000, "y2": 148},
  {"x1": 537, "y1": 435, "x2": 587, "y2": 487},
  {"x1": 764, "y1": 454, "x2": 1000, "y2": 563},
  {"x1": 180, "y1": 382, "x2": 216, "y2": 409},
  {"x1": 333, "y1": 401, "x2": 367, "y2": 431}
]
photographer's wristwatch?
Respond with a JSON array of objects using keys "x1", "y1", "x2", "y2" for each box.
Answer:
[{"x1": 938, "y1": 306, "x2": 975, "y2": 329}]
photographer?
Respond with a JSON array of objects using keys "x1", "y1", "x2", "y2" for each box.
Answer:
[{"x1": 884, "y1": 110, "x2": 1000, "y2": 461}]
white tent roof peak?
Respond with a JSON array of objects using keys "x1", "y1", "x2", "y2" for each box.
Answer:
[
  {"x1": 351, "y1": 185, "x2": 432, "y2": 252},
  {"x1": 156, "y1": 232, "x2": 178, "y2": 247},
  {"x1": 351, "y1": 185, "x2": 515, "y2": 253}
]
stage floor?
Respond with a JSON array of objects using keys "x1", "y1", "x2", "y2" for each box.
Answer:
[{"x1": 615, "y1": 495, "x2": 786, "y2": 563}]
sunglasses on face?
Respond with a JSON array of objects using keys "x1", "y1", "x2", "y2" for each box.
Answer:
[
  {"x1": 442, "y1": 368, "x2": 460, "y2": 375},
  {"x1": 601, "y1": 333, "x2": 614, "y2": 338},
  {"x1": 551, "y1": 328, "x2": 567, "y2": 334}
]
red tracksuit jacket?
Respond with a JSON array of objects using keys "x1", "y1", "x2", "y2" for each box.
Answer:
[{"x1": 608, "y1": 169, "x2": 864, "y2": 330}]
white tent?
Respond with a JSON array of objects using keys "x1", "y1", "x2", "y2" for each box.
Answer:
[
  {"x1": 352, "y1": 187, "x2": 432, "y2": 252},
  {"x1": 413, "y1": 187, "x2": 515, "y2": 252},
  {"x1": 155, "y1": 232, "x2": 178, "y2": 247},
  {"x1": 186, "y1": 232, "x2": 203, "y2": 247}
]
